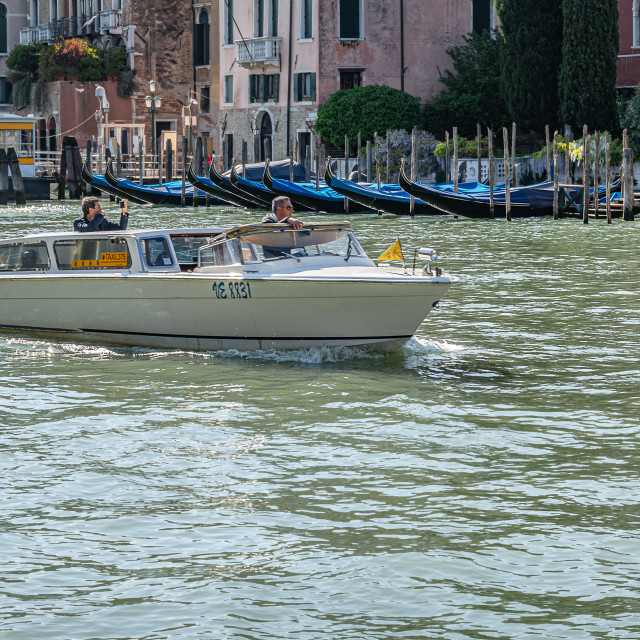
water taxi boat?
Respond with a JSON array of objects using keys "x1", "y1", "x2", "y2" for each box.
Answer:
[{"x1": 0, "y1": 222, "x2": 457, "y2": 351}]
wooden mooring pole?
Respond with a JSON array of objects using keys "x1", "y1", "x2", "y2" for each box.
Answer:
[
  {"x1": 553, "y1": 131, "x2": 559, "y2": 220},
  {"x1": 502, "y1": 127, "x2": 511, "y2": 221},
  {"x1": 445, "y1": 131, "x2": 450, "y2": 183},
  {"x1": 410, "y1": 127, "x2": 417, "y2": 217},
  {"x1": 181, "y1": 136, "x2": 187, "y2": 207},
  {"x1": 582, "y1": 125, "x2": 589, "y2": 224},
  {"x1": 605, "y1": 134, "x2": 612, "y2": 225},
  {"x1": 0, "y1": 149, "x2": 8, "y2": 205},
  {"x1": 7, "y1": 148, "x2": 26, "y2": 205},
  {"x1": 477, "y1": 123, "x2": 482, "y2": 183},
  {"x1": 453, "y1": 126, "x2": 458, "y2": 193},
  {"x1": 593, "y1": 131, "x2": 600, "y2": 219},
  {"x1": 623, "y1": 146, "x2": 635, "y2": 221},
  {"x1": 487, "y1": 128, "x2": 494, "y2": 218}
]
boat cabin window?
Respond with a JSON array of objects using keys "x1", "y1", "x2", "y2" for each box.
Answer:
[
  {"x1": 169, "y1": 234, "x2": 216, "y2": 266},
  {"x1": 140, "y1": 237, "x2": 174, "y2": 268},
  {"x1": 198, "y1": 238, "x2": 243, "y2": 267},
  {"x1": 0, "y1": 241, "x2": 50, "y2": 271},
  {"x1": 54, "y1": 238, "x2": 132, "y2": 270}
]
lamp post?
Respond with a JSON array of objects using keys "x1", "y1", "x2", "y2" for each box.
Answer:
[
  {"x1": 145, "y1": 80, "x2": 162, "y2": 168},
  {"x1": 186, "y1": 89, "x2": 198, "y2": 154},
  {"x1": 95, "y1": 85, "x2": 109, "y2": 171}
]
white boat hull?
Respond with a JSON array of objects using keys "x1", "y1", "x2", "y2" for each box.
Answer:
[{"x1": 0, "y1": 273, "x2": 451, "y2": 351}]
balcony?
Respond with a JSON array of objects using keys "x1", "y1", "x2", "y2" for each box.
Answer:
[
  {"x1": 236, "y1": 37, "x2": 281, "y2": 69},
  {"x1": 99, "y1": 10, "x2": 123, "y2": 33},
  {"x1": 19, "y1": 27, "x2": 40, "y2": 45}
]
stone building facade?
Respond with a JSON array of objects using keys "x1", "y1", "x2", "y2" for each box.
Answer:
[
  {"x1": 15, "y1": 0, "x2": 198, "y2": 163},
  {"x1": 216, "y1": 0, "x2": 497, "y2": 167},
  {"x1": 0, "y1": 1, "x2": 28, "y2": 112}
]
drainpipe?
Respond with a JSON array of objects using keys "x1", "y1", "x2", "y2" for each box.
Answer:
[
  {"x1": 286, "y1": 0, "x2": 293, "y2": 156},
  {"x1": 400, "y1": 0, "x2": 405, "y2": 92}
]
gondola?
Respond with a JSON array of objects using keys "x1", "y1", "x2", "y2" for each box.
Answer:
[
  {"x1": 324, "y1": 160, "x2": 441, "y2": 216},
  {"x1": 230, "y1": 164, "x2": 278, "y2": 204},
  {"x1": 263, "y1": 161, "x2": 371, "y2": 214},
  {"x1": 82, "y1": 160, "x2": 148, "y2": 205},
  {"x1": 229, "y1": 164, "x2": 317, "y2": 213},
  {"x1": 104, "y1": 161, "x2": 211, "y2": 207},
  {"x1": 186, "y1": 163, "x2": 258, "y2": 209},
  {"x1": 398, "y1": 161, "x2": 553, "y2": 219},
  {"x1": 209, "y1": 161, "x2": 271, "y2": 208}
]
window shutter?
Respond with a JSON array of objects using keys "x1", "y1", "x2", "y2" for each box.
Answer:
[
  {"x1": 310, "y1": 73, "x2": 316, "y2": 101},
  {"x1": 249, "y1": 75, "x2": 255, "y2": 102},
  {"x1": 259, "y1": 75, "x2": 266, "y2": 102},
  {"x1": 293, "y1": 74, "x2": 300, "y2": 102},
  {"x1": 273, "y1": 74, "x2": 280, "y2": 102},
  {"x1": 339, "y1": 0, "x2": 360, "y2": 39}
]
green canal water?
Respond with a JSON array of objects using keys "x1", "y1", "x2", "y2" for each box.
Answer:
[{"x1": 1, "y1": 201, "x2": 639, "y2": 639}]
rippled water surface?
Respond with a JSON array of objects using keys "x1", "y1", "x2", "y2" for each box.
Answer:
[{"x1": 2, "y1": 201, "x2": 640, "y2": 639}]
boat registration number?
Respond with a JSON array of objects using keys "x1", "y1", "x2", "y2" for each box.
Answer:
[{"x1": 212, "y1": 281, "x2": 252, "y2": 299}]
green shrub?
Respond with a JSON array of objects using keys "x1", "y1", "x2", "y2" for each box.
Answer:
[
  {"x1": 6, "y1": 43, "x2": 48, "y2": 78},
  {"x1": 105, "y1": 46, "x2": 128, "y2": 78},
  {"x1": 315, "y1": 85, "x2": 420, "y2": 149}
]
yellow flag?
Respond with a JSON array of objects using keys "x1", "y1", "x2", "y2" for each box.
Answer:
[{"x1": 377, "y1": 237, "x2": 404, "y2": 263}]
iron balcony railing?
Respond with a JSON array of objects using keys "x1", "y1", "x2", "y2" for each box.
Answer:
[{"x1": 236, "y1": 37, "x2": 281, "y2": 68}]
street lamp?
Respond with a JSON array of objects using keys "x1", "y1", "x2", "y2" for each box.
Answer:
[
  {"x1": 95, "y1": 85, "x2": 109, "y2": 171},
  {"x1": 186, "y1": 89, "x2": 198, "y2": 154},
  {"x1": 145, "y1": 80, "x2": 162, "y2": 166}
]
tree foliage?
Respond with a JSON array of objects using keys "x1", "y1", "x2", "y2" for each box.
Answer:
[
  {"x1": 497, "y1": 0, "x2": 563, "y2": 132},
  {"x1": 620, "y1": 85, "x2": 640, "y2": 152},
  {"x1": 315, "y1": 85, "x2": 420, "y2": 149},
  {"x1": 6, "y1": 43, "x2": 48, "y2": 80},
  {"x1": 558, "y1": 0, "x2": 619, "y2": 132},
  {"x1": 421, "y1": 31, "x2": 509, "y2": 137}
]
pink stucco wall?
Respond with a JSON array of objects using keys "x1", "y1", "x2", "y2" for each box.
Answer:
[{"x1": 318, "y1": 0, "x2": 474, "y2": 103}]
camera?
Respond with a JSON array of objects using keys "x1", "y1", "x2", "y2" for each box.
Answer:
[{"x1": 119, "y1": 200, "x2": 125, "y2": 209}]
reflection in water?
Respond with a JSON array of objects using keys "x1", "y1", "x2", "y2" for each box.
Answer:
[{"x1": 1, "y1": 205, "x2": 640, "y2": 639}]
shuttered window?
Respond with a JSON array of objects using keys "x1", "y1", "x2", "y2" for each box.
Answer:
[
  {"x1": 472, "y1": 0, "x2": 492, "y2": 34},
  {"x1": 301, "y1": 0, "x2": 312, "y2": 39},
  {"x1": 224, "y1": 0, "x2": 234, "y2": 44},
  {"x1": 339, "y1": 0, "x2": 361, "y2": 39},
  {"x1": 249, "y1": 74, "x2": 280, "y2": 103},
  {"x1": 293, "y1": 72, "x2": 316, "y2": 102}
]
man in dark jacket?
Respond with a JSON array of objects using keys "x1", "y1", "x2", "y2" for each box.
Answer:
[{"x1": 74, "y1": 196, "x2": 129, "y2": 232}]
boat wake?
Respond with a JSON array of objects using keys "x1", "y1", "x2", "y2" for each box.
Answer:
[{"x1": 1, "y1": 335, "x2": 467, "y2": 368}]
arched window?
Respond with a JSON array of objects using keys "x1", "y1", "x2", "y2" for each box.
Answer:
[
  {"x1": 194, "y1": 10, "x2": 210, "y2": 66},
  {"x1": 0, "y1": 4, "x2": 7, "y2": 54}
]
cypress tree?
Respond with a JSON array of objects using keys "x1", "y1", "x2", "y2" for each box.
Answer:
[
  {"x1": 558, "y1": 0, "x2": 619, "y2": 132},
  {"x1": 497, "y1": 0, "x2": 563, "y2": 132}
]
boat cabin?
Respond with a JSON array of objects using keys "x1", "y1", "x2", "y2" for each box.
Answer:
[{"x1": 0, "y1": 222, "x2": 370, "y2": 275}]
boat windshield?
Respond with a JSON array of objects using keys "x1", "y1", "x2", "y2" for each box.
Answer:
[{"x1": 259, "y1": 231, "x2": 367, "y2": 259}]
